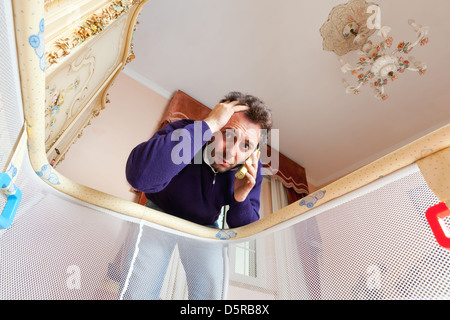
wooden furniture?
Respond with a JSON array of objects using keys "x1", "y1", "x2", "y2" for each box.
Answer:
[{"x1": 44, "y1": 0, "x2": 147, "y2": 167}]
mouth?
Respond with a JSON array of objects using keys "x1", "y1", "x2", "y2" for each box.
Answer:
[
  {"x1": 212, "y1": 160, "x2": 237, "y2": 172},
  {"x1": 217, "y1": 161, "x2": 233, "y2": 168}
]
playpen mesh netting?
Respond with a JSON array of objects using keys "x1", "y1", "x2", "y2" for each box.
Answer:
[
  {"x1": 1, "y1": 1, "x2": 449, "y2": 300},
  {"x1": 1, "y1": 154, "x2": 449, "y2": 299}
]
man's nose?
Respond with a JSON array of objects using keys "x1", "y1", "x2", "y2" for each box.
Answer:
[{"x1": 225, "y1": 140, "x2": 239, "y2": 163}]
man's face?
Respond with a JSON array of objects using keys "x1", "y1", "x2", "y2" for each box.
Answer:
[{"x1": 207, "y1": 112, "x2": 261, "y2": 173}]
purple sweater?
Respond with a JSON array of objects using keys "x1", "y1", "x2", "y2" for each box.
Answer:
[{"x1": 125, "y1": 119, "x2": 262, "y2": 228}]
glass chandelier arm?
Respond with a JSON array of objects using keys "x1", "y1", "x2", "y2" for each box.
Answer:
[
  {"x1": 342, "y1": 79, "x2": 363, "y2": 94},
  {"x1": 339, "y1": 59, "x2": 358, "y2": 73},
  {"x1": 408, "y1": 20, "x2": 429, "y2": 49},
  {"x1": 370, "y1": 83, "x2": 386, "y2": 100},
  {"x1": 405, "y1": 56, "x2": 427, "y2": 73}
]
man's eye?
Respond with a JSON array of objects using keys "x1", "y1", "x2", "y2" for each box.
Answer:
[{"x1": 241, "y1": 143, "x2": 250, "y2": 151}]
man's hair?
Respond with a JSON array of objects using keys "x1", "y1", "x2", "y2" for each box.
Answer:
[{"x1": 220, "y1": 92, "x2": 273, "y2": 131}]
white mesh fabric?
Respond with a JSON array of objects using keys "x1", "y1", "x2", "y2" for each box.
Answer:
[
  {"x1": 226, "y1": 165, "x2": 449, "y2": 300},
  {"x1": 0, "y1": 156, "x2": 135, "y2": 300},
  {"x1": 0, "y1": 0, "x2": 25, "y2": 216},
  {"x1": 0, "y1": 0, "x2": 25, "y2": 172},
  {"x1": 0, "y1": 155, "x2": 229, "y2": 300},
  {"x1": 3, "y1": 157, "x2": 449, "y2": 299}
]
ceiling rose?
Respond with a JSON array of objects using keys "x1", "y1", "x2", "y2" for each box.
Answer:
[{"x1": 320, "y1": 0, "x2": 379, "y2": 56}]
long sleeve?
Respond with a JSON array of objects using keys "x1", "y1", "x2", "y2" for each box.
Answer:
[
  {"x1": 225, "y1": 161, "x2": 263, "y2": 228},
  {"x1": 126, "y1": 119, "x2": 213, "y2": 193}
]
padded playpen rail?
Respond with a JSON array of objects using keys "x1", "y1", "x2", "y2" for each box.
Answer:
[{"x1": 1, "y1": 0, "x2": 449, "y2": 300}]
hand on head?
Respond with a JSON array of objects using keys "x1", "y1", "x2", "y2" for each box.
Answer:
[{"x1": 204, "y1": 101, "x2": 249, "y2": 134}]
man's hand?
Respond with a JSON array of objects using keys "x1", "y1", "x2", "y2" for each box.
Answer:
[
  {"x1": 204, "y1": 101, "x2": 249, "y2": 133},
  {"x1": 234, "y1": 149, "x2": 260, "y2": 202}
]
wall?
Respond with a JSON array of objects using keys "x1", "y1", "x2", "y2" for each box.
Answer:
[{"x1": 56, "y1": 72, "x2": 169, "y2": 202}]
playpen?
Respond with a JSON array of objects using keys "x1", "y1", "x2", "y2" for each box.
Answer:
[{"x1": 1, "y1": 0, "x2": 449, "y2": 299}]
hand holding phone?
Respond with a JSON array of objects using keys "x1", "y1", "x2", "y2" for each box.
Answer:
[{"x1": 235, "y1": 146, "x2": 260, "y2": 179}]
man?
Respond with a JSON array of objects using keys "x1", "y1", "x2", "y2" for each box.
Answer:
[{"x1": 121, "y1": 92, "x2": 272, "y2": 299}]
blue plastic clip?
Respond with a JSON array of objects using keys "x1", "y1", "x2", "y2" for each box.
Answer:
[{"x1": 0, "y1": 173, "x2": 22, "y2": 229}]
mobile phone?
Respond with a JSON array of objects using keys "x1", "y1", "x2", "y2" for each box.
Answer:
[{"x1": 235, "y1": 145, "x2": 260, "y2": 179}]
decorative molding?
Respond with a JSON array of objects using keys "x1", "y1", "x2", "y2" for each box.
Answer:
[
  {"x1": 68, "y1": 53, "x2": 96, "y2": 118},
  {"x1": 47, "y1": 0, "x2": 149, "y2": 166},
  {"x1": 45, "y1": 0, "x2": 142, "y2": 69},
  {"x1": 124, "y1": 20, "x2": 139, "y2": 66},
  {"x1": 45, "y1": 52, "x2": 96, "y2": 149}
]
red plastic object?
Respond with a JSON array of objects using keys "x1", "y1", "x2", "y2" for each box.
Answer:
[{"x1": 426, "y1": 202, "x2": 450, "y2": 250}]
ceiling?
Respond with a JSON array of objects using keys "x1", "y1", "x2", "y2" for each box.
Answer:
[{"x1": 123, "y1": 0, "x2": 450, "y2": 187}]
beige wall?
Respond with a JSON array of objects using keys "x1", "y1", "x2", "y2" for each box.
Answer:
[{"x1": 56, "y1": 72, "x2": 169, "y2": 202}]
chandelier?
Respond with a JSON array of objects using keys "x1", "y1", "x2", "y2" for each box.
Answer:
[{"x1": 320, "y1": 0, "x2": 429, "y2": 100}]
